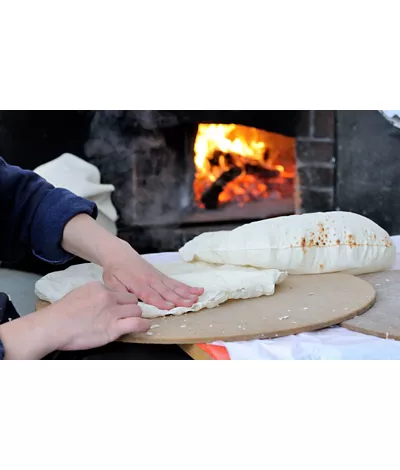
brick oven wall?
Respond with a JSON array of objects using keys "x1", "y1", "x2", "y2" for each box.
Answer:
[{"x1": 295, "y1": 111, "x2": 336, "y2": 213}]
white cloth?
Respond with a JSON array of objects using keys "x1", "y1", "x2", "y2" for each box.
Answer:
[
  {"x1": 144, "y1": 236, "x2": 400, "y2": 360},
  {"x1": 213, "y1": 328, "x2": 400, "y2": 360},
  {"x1": 34, "y1": 153, "x2": 118, "y2": 235}
]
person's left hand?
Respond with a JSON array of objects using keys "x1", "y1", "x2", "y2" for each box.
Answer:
[{"x1": 102, "y1": 242, "x2": 204, "y2": 310}]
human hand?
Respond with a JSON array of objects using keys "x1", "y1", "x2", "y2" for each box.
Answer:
[
  {"x1": 0, "y1": 282, "x2": 149, "y2": 360},
  {"x1": 61, "y1": 214, "x2": 204, "y2": 311},
  {"x1": 102, "y1": 241, "x2": 204, "y2": 310},
  {"x1": 56, "y1": 281, "x2": 150, "y2": 351}
]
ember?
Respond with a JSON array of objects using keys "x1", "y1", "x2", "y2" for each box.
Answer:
[{"x1": 193, "y1": 123, "x2": 295, "y2": 209}]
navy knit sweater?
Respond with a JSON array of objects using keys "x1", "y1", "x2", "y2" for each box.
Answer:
[{"x1": 0, "y1": 157, "x2": 98, "y2": 359}]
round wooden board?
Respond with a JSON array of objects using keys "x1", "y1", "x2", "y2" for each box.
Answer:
[
  {"x1": 341, "y1": 270, "x2": 400, "y2": 341},
  {"x1": 36, "y1": 273, "x2": 376, "y2": 344}
]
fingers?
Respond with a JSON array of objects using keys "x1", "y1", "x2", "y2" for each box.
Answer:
[
  {"x1": 116, "y1": 304, "x2": 143, "y2": 318},
  {"x1": 168, "y1": 278, "x2": 204, "y2": 297},
  {"x1": 188, "y1": 286, "x2": 205, "y2": 296},
  {"x1": 113, "y1": 291, "x2": 139, "y2": 305},
  {"x1": 136, "y1": 277, "x2": 205, "y2": 310},
  {"x1": 103, "y1": 275, "x2": 140, "y2": 305},
  {"x1": 167, "y1": 279, "x2": 204, "y2": 298},
  {"x1": 158, "y1": 277, "x2": 204, "y2": 307},
  {"x1": 140, "y1": 286, "x2": 176, "y2": 311},
  {"x1": 111, "y1": 303, "x2": 149, "y2": 338},
  {"x1": 106, "y1": 270, "x2": 204, "y2": 311},
  {"x1": 115, "y1": 317, "x2": 151, "y2": 337},
  {"x1": 151, "y1": 279, "x2": 199, "y2": 308},
  {"x1": 120, "y1": 278, "x2": 176, "y2": 311}
]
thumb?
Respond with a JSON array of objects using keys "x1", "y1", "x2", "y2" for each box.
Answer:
[{"x1": 115, "y1": 317, "x2": 151, "y2": 338}]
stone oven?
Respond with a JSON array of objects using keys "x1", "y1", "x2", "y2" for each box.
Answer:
[
  {"x1": 82, "y1": 110, "x2": 336, "y2": 252},
  {"x1": 1, "y1": 110, "x2": 399, "y2": 260}
]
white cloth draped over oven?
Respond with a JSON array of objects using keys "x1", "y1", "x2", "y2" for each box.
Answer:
[{"x1": 34, "y1": 153, "x2": 118, "y2": 235}]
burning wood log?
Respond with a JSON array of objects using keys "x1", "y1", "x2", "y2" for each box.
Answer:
[
  {"x1": 244, "y1": 163, "x2": 280, "y2": 179},
  {"x1": 201, "y1": 166, "x2": 242, "y2": 209},
  {"x1": 208, "y1": 150, "x2": 223, "y2": 167},
  {"x1": 208, "y1": 151, "x2": 234, "y2": 167}
]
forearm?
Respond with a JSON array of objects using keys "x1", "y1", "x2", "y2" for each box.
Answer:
[
  {"x1": 0, "y1": 157, "x2": 97, "y2": 264},
  {"x1": 62, "y1": 213, "x2": 134, "y2": 267},
  {"x1": 0, "y1": 306, "x2": 64, "y2": 360}
]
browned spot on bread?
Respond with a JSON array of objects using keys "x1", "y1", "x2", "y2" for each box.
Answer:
[
  {"x1": 382, "y1": 236, "x2": 393, "y2": 248},
  {"x1": 301, "y1": 237, "x2": 306, "y2": 254},
  {"x1": 319, "y1": 263, "x2": 324, "y2": 269},
  {"x1": 347, "y1": 233, "x2": 357, "y2": 248},
  {"x1": 336, "y1": 239, "x2": 340, "y2": 245}
]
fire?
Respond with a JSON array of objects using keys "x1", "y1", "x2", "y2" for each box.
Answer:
[{"x1": 193, "y1": 123, "x2": 295, "y2": 208}]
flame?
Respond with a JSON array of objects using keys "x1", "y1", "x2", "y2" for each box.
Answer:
[{"x1": 193, "y1": 123, "x2": 295, "y2": 207}]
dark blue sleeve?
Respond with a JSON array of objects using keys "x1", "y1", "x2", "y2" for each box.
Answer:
[{"x1": 0, "y1": 157, "x2": 98, "y2": 264}]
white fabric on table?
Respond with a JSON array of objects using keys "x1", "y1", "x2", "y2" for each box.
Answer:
[
  {"x1": 34, "y1": 153, "x2": 118, "y2": 235},
  {"x1": 214, "y1": 328, "x2": 400, "y2": 360},
  {"x1": 144, "y1": 236, "x2": 400, "y2": 360}
]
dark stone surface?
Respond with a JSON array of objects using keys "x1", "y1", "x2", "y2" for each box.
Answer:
[
  {"x1": 297, "y1": 165, "x2": 334, "y2": 188},
  {"x1": 296, "y1": 141, "x2": 334, "y2": 164},
  {"x1": 298, "y1": 188, "x2": 334, "y2": 213},
  {"x1": 314, "y1": 111, "x2": 335, "y2": 138},
  {"x1": 84, "y1": 112, "x2": 197, "y2": 227},
  {"x1": 336, "y1": 111, "x2": 400, "y2": 235},
  {"x1": 296, "y1": 111, "x2": 311, "y2": 137}
]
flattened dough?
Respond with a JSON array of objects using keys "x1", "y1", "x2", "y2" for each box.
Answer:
[
  {"x1": 34, "y1": 261, "x2": 287, "y2": 319},
  {"x1": 180, "y1": 211, "x2": 396, "y2": 275}
]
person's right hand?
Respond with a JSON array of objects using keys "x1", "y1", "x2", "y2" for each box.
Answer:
[
  {"x1": 0, "y1": 282, "x2": 150, "y2": 360},
  {"x1": 55, "y1": 281, "x2": 150, "y2": 351}
]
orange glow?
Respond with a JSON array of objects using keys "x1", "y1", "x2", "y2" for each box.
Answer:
[{"x1": 193, "y1": 123, "x2": 295, "y2": 207}]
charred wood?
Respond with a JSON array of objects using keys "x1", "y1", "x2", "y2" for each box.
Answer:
[{"x1": 201, "y1": 166, "x2": 242, "y2": 209}]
